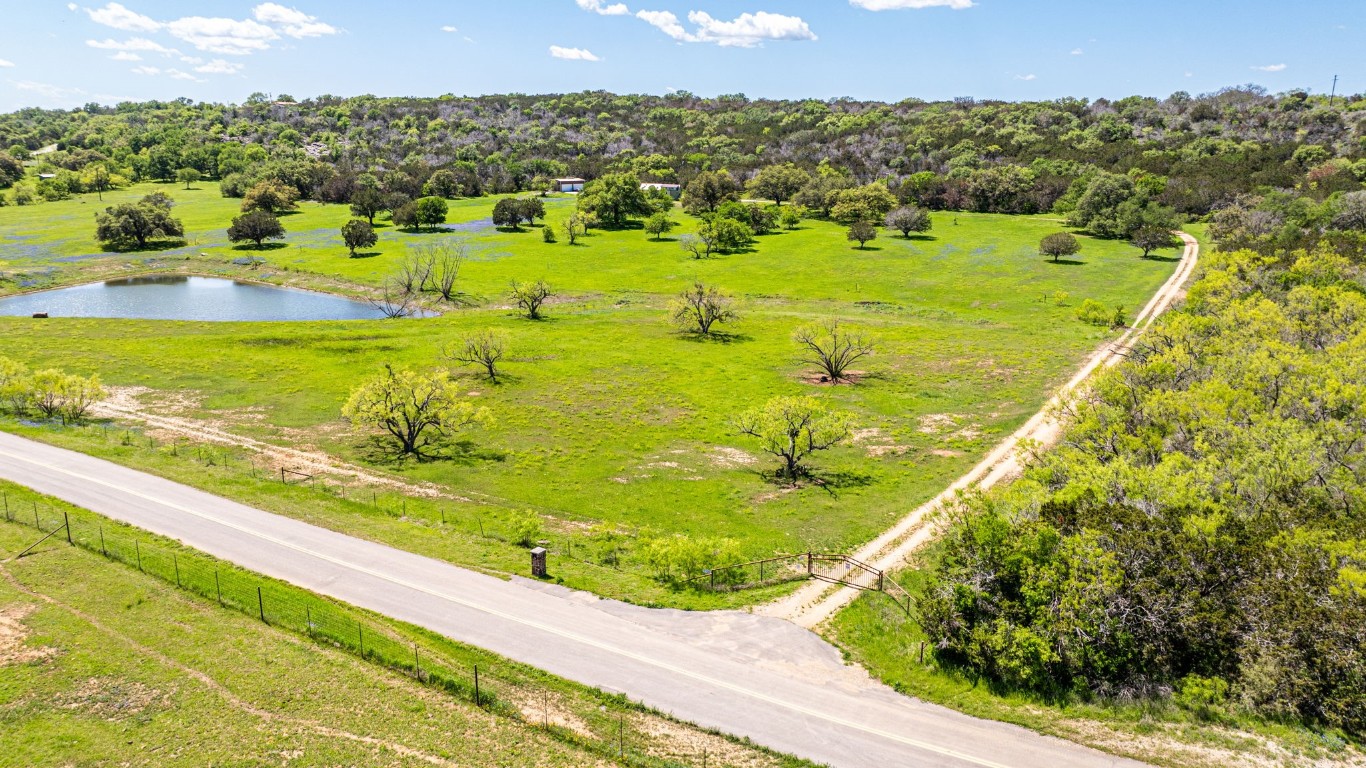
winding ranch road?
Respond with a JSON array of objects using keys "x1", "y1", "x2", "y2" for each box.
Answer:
[{"x1": 0, "y1": 430, "x2": 1146, "y2": 768}]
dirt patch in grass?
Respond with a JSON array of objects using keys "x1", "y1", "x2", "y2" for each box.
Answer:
[
  {"x1": 930, "y1": 449, "x2": 964, "y2": 458},
  {"x1": 93, "y1": 386, "x2": 464, "y2": 501},
  {"x1": 636, "y1": 713, "x2": 785, "y2": 768},
  {"x1": 799, "y1": 369, "x2": 868, "y2": 386},
  {"x1": 917, "y1": 413, "x2": 963, "y2": 434},
  {"x1": 0, "y1": 603, "x2": 57, "y2": 666},
  {"x1": 867, "y1": 445, "x2": 911, "y2": 458},
  {"x1": 709, "y1": 446, "x2": 757, "y2": 468},
  {"x1": 55, "y1": 676, "x2": 170, "y2": 720}
]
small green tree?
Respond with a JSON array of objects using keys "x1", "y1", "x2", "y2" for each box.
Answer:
[
  {"x1": 885, "y1": 205, "x2": 932, "y2": 238},
  {"x1": 1040, "y1": 232, "x2": 1081, "y2": 262},
  {"x1": 0, "y1": 357, "x2": 32, "y2": 414},
  {"x1": 779, "y1": 206, "x2": 803, "y2": 230},
  {"x1": 341, "y1": 219, "x2": 377, "y2": 256},
  {"x1": 847, "y1": 220, "x2": 877, "y2": 249},
  {"x1": 512, "y1": 510, "x2": 543, "y2": 547},
  {"x1": 227, "y1": 210, "x2": 286, "y2": 248},
  {"x1": 350, "y1": 186, "x2": 387, "y2": 225},
  {"x1": 240, "y1": 180, "x2": 299, "y2": 214},
  {"x1": 562, "y1": 213, "x2": 588, "y2": 245},
  {"x1": 746, "y1": 163, "x2": 810, "y2": 206},
  {"x1": 176, "y1": 167, "x2": 202, "y2": 190},
  {"x1": 670, "y1": 282, "x2": 738, "y2": 335},
  {"x1": 492, "y1": 198, "x2": 523, "y2": 230},
  {"x1": 443, "y1": 329, "x2": 508, "y2": 382},
  {"x1": 423, "y1": 169, "x2": 462, "y2": 199},
  {"x1": 413, "y1": 196, "x2": 449, "y2": 231},
  {"x1": 341, "y1": 365, "x2": 489, "y2": 458},
  {"x1": 644, "y1": 212, "x2": 676, "y2": 240},
  {"x1": 510, "y1": 279, "x2": 553, "y2": 320},
  {"x1": 734, "y1": 396, "x2": 853, "y2": 481},
  {"x1": 94, "y1": 193, "x2": 184, "y2": 250},
  {"x1": 1131, "y1": 226, "x2": 1180, "y2": 258}
]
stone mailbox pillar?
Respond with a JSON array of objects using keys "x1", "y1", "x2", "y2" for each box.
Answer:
[{"x1": 530, "y1": 547, "x2": 548, "y2": 578}]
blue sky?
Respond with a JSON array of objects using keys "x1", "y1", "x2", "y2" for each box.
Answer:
[{"x1": 0, "y1": 1, "x2": 1360, "y2": 112}]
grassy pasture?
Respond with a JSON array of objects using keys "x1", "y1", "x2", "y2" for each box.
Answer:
[
  {"x1": 0, "y1": 482, "x2": 814, "y2": 767},
  {"x1": 0, "y1": 183, "x2": 1180, "y2": 604}
]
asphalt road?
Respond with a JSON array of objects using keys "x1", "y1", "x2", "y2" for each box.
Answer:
[{"x1": 0, "y1": 430, "x2": 1148, "y2": 768}]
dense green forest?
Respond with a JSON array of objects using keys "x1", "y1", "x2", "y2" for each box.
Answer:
[
  {"x1": 1, "y1": 86, "x2": 1364, "y2": 226},
  {"x1": 921, "y1": 245, "x2": 1366, "y2": 732}
]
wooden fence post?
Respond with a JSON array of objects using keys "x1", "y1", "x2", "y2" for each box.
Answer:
[
  {"x1": 473, "y1": 664, "x2": 480, "y2": 706},
  {"x1": 63, "y1": 511, "x2": 72, "y2": 545},
  {"x1": 173, "y1": 553, "x2": 181, "y2": 587},
  {"x1": 215, "y1": 571, "x2": 222, "y2": 605},
  {"x1": 135, "y1": 541, "x2": 142, "y2": 571},
  {"x1": 99, "y1": 527, "x2": 106, "y2": 557},
  {"x1": 257, "y1": 586, "x2": 265, "y2": 623}
]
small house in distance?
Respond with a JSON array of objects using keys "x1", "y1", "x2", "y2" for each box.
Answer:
[
  {"x1": 555, "y1": 177, "x2": 586, "y2": 193},
  {"x1": 641, "y1": 182, "x2": 682, "y2": 199}
]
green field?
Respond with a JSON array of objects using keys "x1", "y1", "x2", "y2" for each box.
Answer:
[
  {"x1": 0, "y1": 182, "x2": 1180, "y2": 604},
  {"x1": 0, "y1": 482, "x2": 814, "y2": 768}
]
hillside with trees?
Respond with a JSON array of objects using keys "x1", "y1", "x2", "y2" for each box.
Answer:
[{"x1": 1, "y1": 87, "x2": 1363, "y2": 231}]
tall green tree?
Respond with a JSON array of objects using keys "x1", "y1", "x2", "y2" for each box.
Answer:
[{"x1": 577, "y1": 173, "x2": 652, "y2": 227}]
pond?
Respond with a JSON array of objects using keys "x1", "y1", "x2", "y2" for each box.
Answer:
[{"x1": 0, "y1": 275, "x2": 394, "y2": 321}]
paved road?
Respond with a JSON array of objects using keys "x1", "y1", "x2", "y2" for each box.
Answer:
[{"x1": 0, "y1": 430, "x2": 1147, "y2": 768}]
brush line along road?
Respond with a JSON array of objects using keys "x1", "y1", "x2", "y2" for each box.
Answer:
[{"x1": 0, "y1": 430, "x2": 1147, "y2": 768}]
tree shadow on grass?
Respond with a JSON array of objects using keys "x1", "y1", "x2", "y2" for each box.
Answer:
[
  {"x1": 232, "y1": 242, "x2": 288, "y2": 251},
  {"x1": 1045, "y1": 258, "x2": 1086, "y2": 266},
  {"x1": 353, "y1": 435, "x2": 507, "y2": 466},
  {"x1": 101, "y1": 238, "x2": 188, "y2": 254},
  {"x1": 810, "y1": 469, "x2": 878, "y2": 498},
  {"x1": 349, "y1": 250, "x2": 382, "y2": 259},
  {"x1": 677, "y1": 330, "x2": 753, "y2": 344},
  {"x1": 906, "y1": 234, "x2": 938, "y2": 242},
  {"x1": 853, "y1": 245, "x2": 884, "y2": 252},
  {"x1": 1142, "y1": 253, "x2": 1183, "y2": 263}
]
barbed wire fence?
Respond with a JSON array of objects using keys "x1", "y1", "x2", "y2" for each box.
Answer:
[{"x1": 1, "y1": 487, "x2": 781, "y2": 768}]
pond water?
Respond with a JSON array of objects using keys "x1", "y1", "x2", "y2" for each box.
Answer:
[{"x1": 0, "y1": 275, "x2": 391, "y2": 321}]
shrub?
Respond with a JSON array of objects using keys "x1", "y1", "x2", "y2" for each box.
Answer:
[
  {"x1": 1075, "y1": 298, "x2": 1112, "y2": 326},
  {"x1": 512, "y1": 510, "x2": 543, "y2": 547},
  {"x1": 541, "y1": 225, "x2": 556, "y2": 243}
]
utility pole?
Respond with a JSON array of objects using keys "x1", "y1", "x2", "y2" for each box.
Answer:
[{"x1": 1329, "y1": 75, "x2": 1338, "y2": 107}]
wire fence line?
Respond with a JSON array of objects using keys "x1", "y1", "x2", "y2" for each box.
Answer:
[{"x1": 1, "y1": 489, "x2": 761, "y2": 768}]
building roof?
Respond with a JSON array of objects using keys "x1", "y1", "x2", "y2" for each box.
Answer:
[{"x1": 555, "y1": 177, "x2": 586, "y2": 183}]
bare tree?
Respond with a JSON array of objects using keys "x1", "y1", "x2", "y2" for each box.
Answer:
[
  {"x1": 443, "y1": 329, "x2": 508, "y2": 382},
  {"x1": 793, "y1": 319, "x2": 874, "y2": 383},
  {"x1": 670, "y1": 281, "x2": 738, "y2": 335},
  {"x1": 409, "y1": 240, "x2": 467, "y2": 301},
  {"x1": 510, "y1": 279, "x2": 553, "y2": 320},
  {"x1": 679, "y1": 233, "x2": 712, "y2": 260},
  {"x1": 368, "y1": 276, "x2": 417, "y2": 318}
]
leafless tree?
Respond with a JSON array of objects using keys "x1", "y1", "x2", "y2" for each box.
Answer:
[
  {"x1": 510, "y1": 279, "x2": 553, "y2": 320},
  {"x1": 443, "y1": 329, "x2": 508, "y2": 381},
  {"x1": 368, "y1": 276, "x2": 417, "y2": 318},
  {"x1": 670, "y1": 281, "x2": 738, "y2": 335},
  {"x1": 793, "y1": 318, "x2": 874, "y2": 383},
  {"x1": 409, "y1": 240, "x2": 466, "y2": 301}
]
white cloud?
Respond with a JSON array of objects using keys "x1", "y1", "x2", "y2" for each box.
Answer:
[
  {"x1": 11, "y1": 80, "x2": 84, "y2": 101},
  {"x1": 849, "y1": 0, "x2": 973, "y2": 9},
  {"x1": 166, "y1": 68, "x2": 203, "y2": 81},
  {"x1": 440, "y1": 25, "x2": 458, "y2": 32},
  {"x1": 636, "y1": 9, "x2": 816, "y2": 47},
  {"x1": 577, "y1": 0, "x2": 630, "y2": 15},
  {"x1": 165, "y1": 16, "x2": 279, "y2": 55},
  {"x1": 85, "y1": 2, "x2": 162, "y2": 31},
  {"x1": 1070, "y1": 48, "x2": 1083, "y2": 55},
  {"x1": 550, "y1": 45, "x2": 601, "y2": 61},
  {"x1": 252, "y1": 3, "x2": 337, "y2": 38},
  {"x1": 637, "y1": 10, "x2": 691, "y2": 41},
  {"x1": 1252, "y1": 63, "x2": 1287, "y2": 72},
  {"x1": 67, "y1": 2, "x2": 78, "y2": 10},
  {"x1": 110, "y1": 51, "x2": 141, "y2": 61},
  {"x1": 194, "y1": 59, "x2": 243, "y2": 74},
  {"x1": 688, "y1": 11, "x2": 815, "y2": 46},
  {"x1": 0, "y1": 59, "x2": 13, "y2": 68},
  {"x1": 86, "y1": 37, "x2": 179, "y2": 55},
  {"x1": 1015, "y1": 73, "x2": 1037, "y2": 81},
  {"x1": 130, "y1": 65, "x2": 160, "y2": 75}
]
